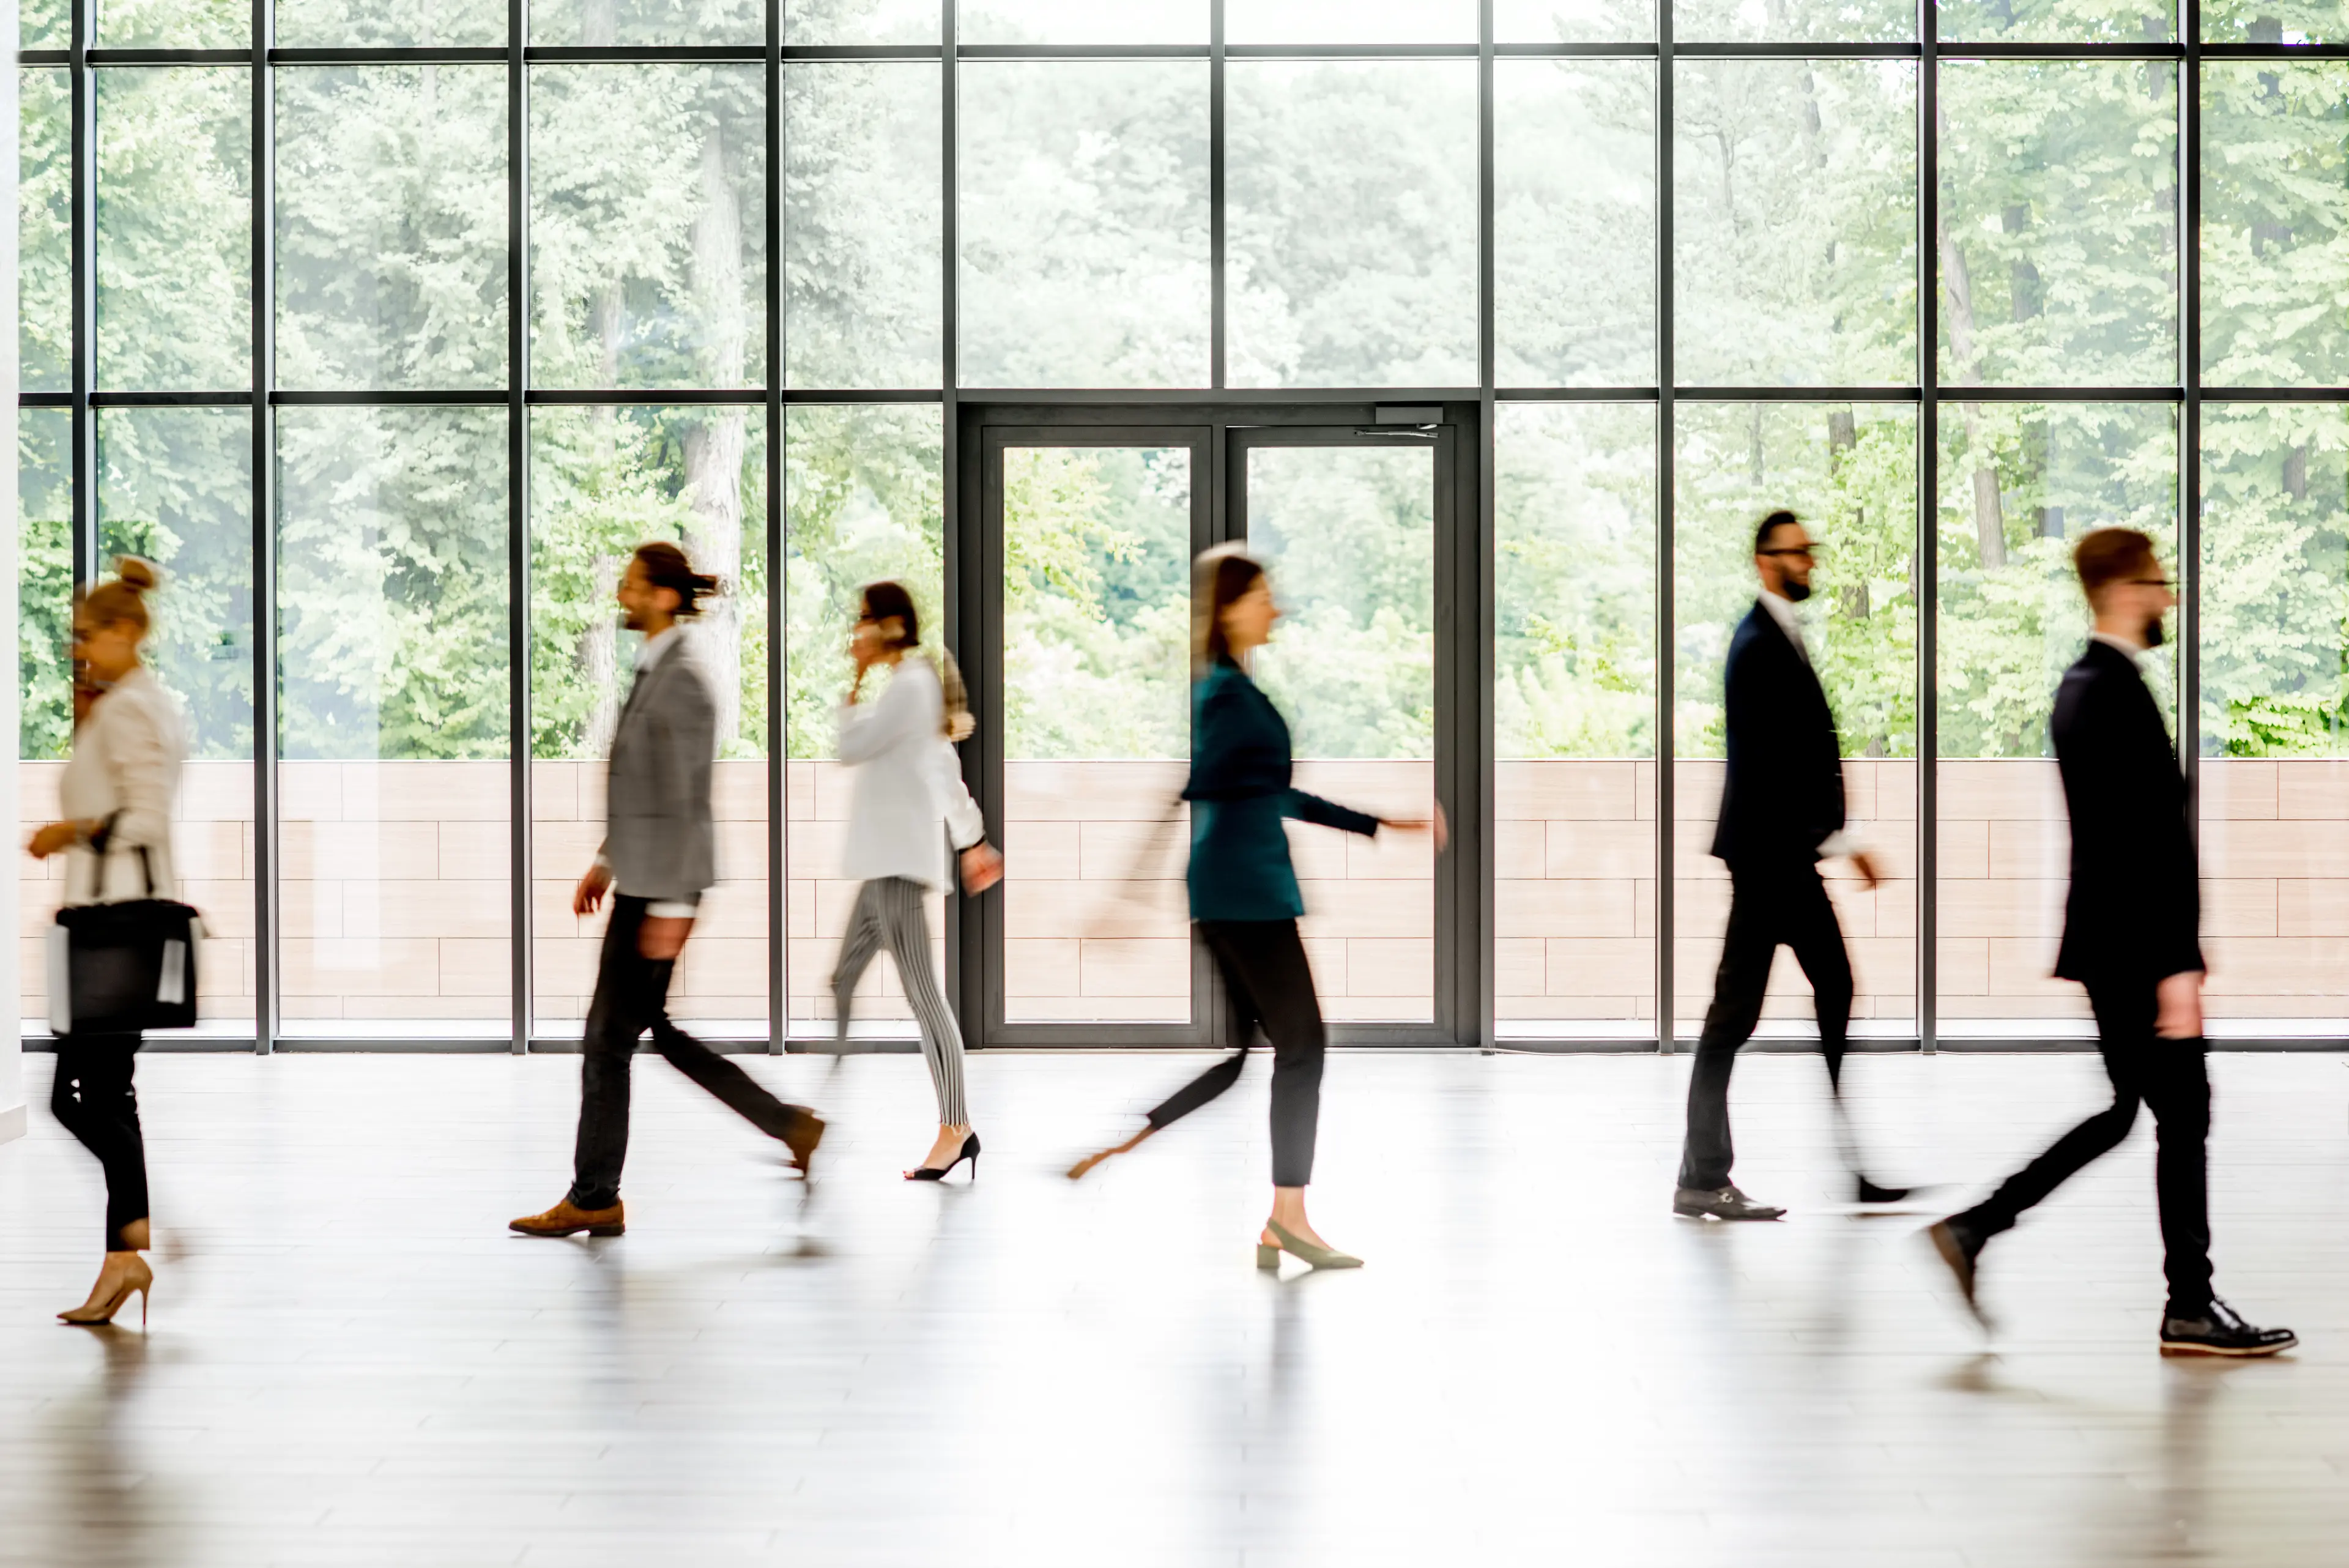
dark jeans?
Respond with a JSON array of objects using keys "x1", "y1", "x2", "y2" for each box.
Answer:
[
  {"x1": 50, "y1": 1030, "x2": 149, "y2": 1251},
  {"x1": 1145, "y1": 920, "x2": 1326, "y2": 1188},
  {"x1": 1678, "y1": 860, "x2": 1857, "y2": 1191},
  {"x1": 1952, "y1": 978, "x2": 2213, "y2": 1309},
  {"x1": 569, "y1": 895, "x2": 815, "y2": 1211}
]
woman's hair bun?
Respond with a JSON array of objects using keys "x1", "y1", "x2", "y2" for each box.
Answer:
[{"x1": 113, "y1": 556, "x2": 161, "y2": 593}]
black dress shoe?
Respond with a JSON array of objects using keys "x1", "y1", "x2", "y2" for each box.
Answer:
[
  {"x1": 1855, "y1": 1175, "x2": 1912, "y2": 1205},
  {"x1": 1672, "y1": 1183, "x2": 1785, "y2": 1221},
  {"x1": 1926, "y1": 1218, "x2": 1989, "y2": 1328},
  {"x1": 2159, "y1": 1298, "x2": 2297, "y2": 1358}
]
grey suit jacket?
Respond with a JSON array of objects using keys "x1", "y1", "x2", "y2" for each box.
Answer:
[{"x1": 601, "y1": 640, "x2": 718, "y2": 904}]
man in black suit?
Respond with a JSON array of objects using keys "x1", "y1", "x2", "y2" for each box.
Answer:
[
  {"x1": 1674, "y1": 511, "x2": 1910, "y2": 1221},
  {"x1": 1928, "y1": 529, "x2": 2293, "y2": 1356}
]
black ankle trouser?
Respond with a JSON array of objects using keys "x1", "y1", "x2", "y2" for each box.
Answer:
[
  {"x1": 1145, "y1": 920, "x2": 1327, "y2": 1189},
  {"x1": 50, "y1": 1031, "x2": 149, "y2": 1252}
]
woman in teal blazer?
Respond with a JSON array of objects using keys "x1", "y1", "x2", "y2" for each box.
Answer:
[{"x1": 1068, "y1": 546, "x2": 1431, "y2": 1271}]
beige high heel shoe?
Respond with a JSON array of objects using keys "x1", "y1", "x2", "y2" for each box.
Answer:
[
  {"x1": 1256, "y1": 1219, "x2": 1362, "y2": 1271},
  {"x1": 59, "y1": 1254, "x2": 153, "y2": 1328}
]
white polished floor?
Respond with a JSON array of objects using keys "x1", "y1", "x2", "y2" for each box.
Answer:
[{"x1": 3, "y1": 1047, "x2": 2347, "y2": 1567}]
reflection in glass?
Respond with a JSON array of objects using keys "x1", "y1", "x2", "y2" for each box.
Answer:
[
  {"x1": 785, "y1": 63, "x2": 941, "y2": 390},
  {"x1": 1676, "y1": 403, "x2": 1918, "y2": 1036},
  {"x1": 1941, "y1": 0, "x2": 2173, "y2": 42},
  {"x1": 276, "y1": 0, "x2": 503, "y2": 46},
  {"x1": 1934, "y1": 403, "x2": 2174, "y2": 1038},
  {"x1": 1938, "y1": 61, "x2": 2180, "y2": 388},
  {"x1": 784, "y1": 0, "x2": 935, "y2": 43},
  {"x1": 1496, "y1": 0, "x2": 1652, "y2": 42},
  {"x1": 959, "y1": 62, "x2": 1209, "y2": 389},
  {"x1": 1228, "y1": 61, "x2": 1478, "y2": 388},
  {"x1": 533, "y1": 407, "x2": 770, "y2": 1033},
  {"x1": 531, "y1": 64, "x2": 768, "y2": 390},
  {"x1": 532, "y1": 0, "x2": 759, "y2": 42},
  {"x1": 2203, "y1": 0, "x2": 2347, "y2": 42},
  {"x1": 1002, "y1": 446, "x2": 1192, "y2": 1024},
  {"x1": 1228, "y1": 0, "x2": 1476, "y2": 40},
  {"x1": 2202, "y1": 63, "x2": 2349, "y2": 387},
  {"x1": 97, "y1": 67, "x2": 251, "y2": 391},
  {"x1": 98, "y1": 408, "x2": 256, "y2": 1027},
  {"x1": 1494, "y1": 404, "x2": 1657, "y2": 1036},
  {"x1": 22, "y1": 69, "x2": 69, "y2": 395},
  {"x1": 1675, "y1": 0, "x2": 1911, "y2": 40},
  {"x1": 276, "y1": 406, "x2": 510, "y2": 1035},
  {"x1": 784, "y1": 404, "x2": 943, "y2": 1033},
  {"x1": 1674, "y1": 59, "x2": 1916, "y2": 386},
  {"x1": 1495, "y1": 61, "x2": 1655, "y2": 388},
  {"x1": 17, "y1": 411, "x2": 72, "y2": 1032},
  {"x1": 960, "y1": 0, "x2": 1204, "y2": 42},
  {"x1": 276, "y1": 66, "x2": 508, "y2": 391},
  {"x1": 100, "y1": 0, "x2": 243, "y2": 46},
  {"x1": 1249, "y1": 445, "x2": 1437, "y2": 1023}
]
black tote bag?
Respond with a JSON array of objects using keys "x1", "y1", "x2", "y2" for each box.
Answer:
[{"x1": 46, "y1": 836, "x2": 201, "y2": 1036}]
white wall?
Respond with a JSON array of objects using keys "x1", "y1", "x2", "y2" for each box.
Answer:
[{"x1": 2, "y1": 12, "x2": 22, "y2": 1146}]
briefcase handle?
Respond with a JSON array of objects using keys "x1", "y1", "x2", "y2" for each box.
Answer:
[{"x1": 85, "y1": 811, "x2": 160, "y2": 899}]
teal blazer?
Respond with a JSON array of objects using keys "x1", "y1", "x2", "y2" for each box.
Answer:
[{"x1": 1182, "y1": 658, "x2": 1380, "y2": 922}]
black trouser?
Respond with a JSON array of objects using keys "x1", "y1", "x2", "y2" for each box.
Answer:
[
  {"x1": 50, "y1": 1031, "x2": 149, "y2": 1252},
  {"x1": 1146, "y1": 920, "x2": 1327, "y2": 1189},
  {"x1": 569, "y1": 895, "x2": 816, "y2": 1211},
  {"x1": 1951, "y1": 978, "x2": 2213, "y2": 1309},
  {"x1": 1678, "y1": 859, "x2": 1859, "y2": 1191}
]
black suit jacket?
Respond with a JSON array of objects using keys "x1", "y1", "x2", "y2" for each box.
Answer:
[
  {"x1": 1710, "y1": 600, "x2": 1847, "y2": 871},
  {"x1": 2050, "y1": 639, "x2": 2203, "y2": 985}
]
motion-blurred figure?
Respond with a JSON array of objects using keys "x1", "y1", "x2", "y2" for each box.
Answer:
[
  {"x1": 512, "y1": 543, "x2": 824, "y2": 1238},
  {"x1": 1674, "y1": 511, "x2": 1910, "y2": 1222},
  {"x1": 828, "y1": 582, "x2": 996, "y2": 1180},
  {"x1": 1928, "y1": 529, "x2": 2294, "y2": 1356},
  {"x1": 1066, "y1": 546, "x2": 1431, "y2": 1271},
  {"x1": 28, "y1": 558, "x2": 184, "y2": 1325}
]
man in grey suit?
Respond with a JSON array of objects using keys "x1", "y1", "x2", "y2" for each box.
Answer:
[{"x1": 513, "y1": 542, "x2": 823, "y2": 1238}]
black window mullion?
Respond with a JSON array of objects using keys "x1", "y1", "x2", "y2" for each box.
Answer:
[
  {"x1": 1655, "y1": 2, "x2": 1675, "y2": 1056},
  {"x1": 2181, "y1": 0, "x2": 2203, "y2": 827},
  {"x1": 766, "y1": 0, "x2": 785, "y2": 1052},
  {"x1": 1918, "y1": 0, "x2": 1940, "y2": 1055},
  {"x1": 507, "y1": 0, "x2": 533, "y2": 1055},
  {"x1": 250, "y1": 0, "x2": 279, "y2": 1055},
  {"x1": 1474, "y1": 0, "x2": 1495, "y2": 1052},
  {"x1": 70, "y1": 0, "x2": 95, "y2": 587}
]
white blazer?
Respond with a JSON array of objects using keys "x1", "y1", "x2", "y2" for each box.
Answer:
[
  {"x1": 836, "y1": 658, "x2": 984, "y2": 893},
  {"x1": 58, "y1": 666, "x2": 188, "y2": 905}
]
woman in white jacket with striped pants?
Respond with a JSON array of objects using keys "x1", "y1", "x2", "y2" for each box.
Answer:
[{"x1": 830, "y1": 581, "x2": 998, "y2": 1180}]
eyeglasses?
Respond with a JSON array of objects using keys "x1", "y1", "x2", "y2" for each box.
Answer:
[
  {"x1": 2128, "y1": 577, "x2": 2176, "y2": 590},
  {"x1": 1759, "y1": 545, "x2": 1822, "y2": 560}
]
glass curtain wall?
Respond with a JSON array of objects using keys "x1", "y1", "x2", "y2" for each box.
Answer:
[{"x1": 15, "y1": 1, "x2": 2345, "y2": 1047}]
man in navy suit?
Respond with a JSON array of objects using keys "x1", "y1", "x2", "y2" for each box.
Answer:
[
  {"x1": 1674, "y1": 510, "x2": 1909, "y2": 1221},
  {"x1": 1928, "y1": 528, "x2": 2293, "y2": 1356}
]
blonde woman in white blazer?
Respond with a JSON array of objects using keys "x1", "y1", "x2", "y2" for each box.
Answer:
[{"x1": 27, "y1": 558, "x2": 188, "y2": 1327}]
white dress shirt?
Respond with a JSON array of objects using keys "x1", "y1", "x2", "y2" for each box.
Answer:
[
  {"x1": 2090, "y1": 629, "x2": 2151, "y2": 669},
  {"x1": 59, "y1": 666, "x2": 188, "y2": 906},
  {"x1": 1756, "y1": 589, "x2": 1862, "y2": 862}
]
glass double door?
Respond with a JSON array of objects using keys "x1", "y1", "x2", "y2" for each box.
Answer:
[{"x1": 965, "y1": 408, "x2": 1458, "y2": 1046}]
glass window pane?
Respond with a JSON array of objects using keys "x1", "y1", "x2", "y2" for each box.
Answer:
[
  {"x1": 962, "y1": 0, "x2": 1204, "y2": 42},
  {"x1": 276, "y1": 66, "x2": 508, "y2": 392},
  {"x1": 2203, "y1": 0, "x2": 2348, "y2": 42},
  {"x1": 100, "y1": 0, "x2": 244, "y2": 45},
  {"x1": 785, "y1": 63, "x2": 941, "y2": 390},
  {"x1": 1676, "y1": 403, "x2": 1918, "y2": 1039},
  {"x1": 2203, "y1": 63, "x2": 2349, "y2": 387},
  {"x1": 97, "y1": 67, "x2": 252, "y2": 392},
  {"x1": 1675, "y1": 59, "x2": 1916, "y2": 386},
  {"x1": 17, "y1": 411, "x2": 72, "y2": 1036},
  {"x1": 25, "y1": 0, "x2": 67, "y2": 48},
  {"x1": 958, "y1": 62, "x2": 1209, "y2": 389},
  {"x1": 1497, "y1": 0, "x2": 1653, "y2": 42},
  {"x1": 277, "y1": 0, "x2": 503, "y2": 45},
  {"x1": 1496, "y1": 61, "x2": 1655, "y2": 388},
  {"x1": 1494, "y1": 404, "x2": 1657, "y2": 1038},
  {"x1": 784, "y1": 404, "x2": 942, "y2": 1035},
  {"x1": 1247, "y1": 444, "x2": 1438, "y2": 1024},
  {"x1": 533, "y1": 407, "x2": 769, "y2": 1036},
  {"x1": 1228, "y1": 0, "x2": 1477, "y2": 42},
  {"x1": 1228, "y1": 61, "x2": 1477, "y2": 388},
  {"x1": 1677, "y1": 0, "x2": 1911, "y2": 41},
  {"x1": 1002, "y1": 445, "x2": 1193, "y2": 1024},
  {"x1": 785, "y1": 0, "x2": 934, "y2": 43},
  {"x1": 98, "y1": 407, "x2": 256, "y2": 1033},
  {"x1": 276, "y1": 406, "x2": 511, "y2": 1037},
  {"x1": 1937, "y1": 61, "x2": 2180, "y2": 388},
  {"x1": 532, "y1": 0, "x2": 760, "y2": 43},
  {"x1": 1940, "y1": 0, "x2": 2175, "y2": 42},
  {"x1": 22, "y1": 69, "x2": 69, "y2": 396},
  {"x1": 1935, "y1": 401, "x2": 2175, "y2": 1036},
  {"x1": 531, "y1": 64, "x2": 768, "y2": 391},
  {"x1": 2200, "y1": 405, "x2": 2349, "y2": 1033}
]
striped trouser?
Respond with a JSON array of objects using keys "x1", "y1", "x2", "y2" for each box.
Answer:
[{"x1": 829, "y1": 876, "x2": 969, "y2": 1128}]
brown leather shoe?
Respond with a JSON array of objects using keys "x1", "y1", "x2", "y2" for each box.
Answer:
[
  {"x1": 509, "y1": 1198, "x2": 625, "y2": 1238},
  {"x1": 782, "y1": 1112, "x2": 826, "y2": 1178}
]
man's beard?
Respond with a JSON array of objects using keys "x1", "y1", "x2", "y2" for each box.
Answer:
[
  {"x1": 1782, "y1": 578, "x2": 1813, "y2": 604},
  {"x1": 2144, "y1": 612, "x2": 2165, "y2": 649}
]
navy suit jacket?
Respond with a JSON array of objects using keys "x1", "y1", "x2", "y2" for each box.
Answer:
[{"x1": 1710, "y1": 601, "x2": 1847, "y2": 871}]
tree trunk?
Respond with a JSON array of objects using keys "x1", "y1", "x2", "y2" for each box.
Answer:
[
  {"x1": 1935, "y1": 121, "x2": 2006, "y2": 570},
  {"x1": 683, "y1": 113, "x2": 748, "y2": 753},
  {"x1": 582, "y1": 552, "x2": 623, "y2": 756}
]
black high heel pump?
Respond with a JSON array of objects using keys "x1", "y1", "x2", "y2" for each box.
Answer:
[{"x1": 905, "y1": 1132, "x2": 981, "y2": 1182}]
